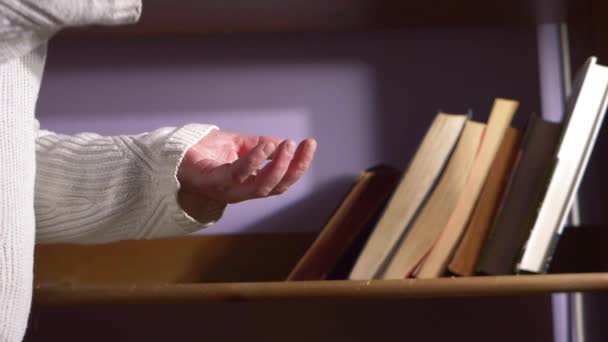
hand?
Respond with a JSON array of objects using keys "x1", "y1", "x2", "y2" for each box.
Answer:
[{"x1": 177, "y1": 129, "x2": 317, "y2": 221}]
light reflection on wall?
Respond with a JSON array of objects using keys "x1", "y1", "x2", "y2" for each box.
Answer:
[{"x1": 38, "y1": 30, "x2": 540, "y2": 234}]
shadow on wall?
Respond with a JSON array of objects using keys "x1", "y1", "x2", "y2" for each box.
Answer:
[
  {"x1": 237, "y1": 175, "x2": 355, "y2": 233},
  {"x1": 37, "y1": 29, "x2": 541, "y2": 233}
]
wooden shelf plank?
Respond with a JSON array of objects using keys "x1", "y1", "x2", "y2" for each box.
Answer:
[
  {"x1": 34, "y1": 273, "x2": 608, "y2": 305},
  {"x1": 35, "y1": 234, "x2": 608, "y2": 306},
  {"x1": 60, "y1": 0, "x2": 574, "y2": 38},
  {"x1": 34, "y1": 234, "x2": 315, "y2": 284}
]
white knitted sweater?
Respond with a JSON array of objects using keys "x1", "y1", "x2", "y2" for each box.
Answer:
[{"x1": 1, "y1": 1, "x2": 223, "y2": 341}]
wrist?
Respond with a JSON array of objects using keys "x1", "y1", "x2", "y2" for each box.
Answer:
[{"x1": 177, "y1": 189, "x2": 227, "y2": 225}]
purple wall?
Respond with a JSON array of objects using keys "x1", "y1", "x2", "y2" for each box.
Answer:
[{"x1": 37, "y1": 28, "x2": 540, "y2": 234}]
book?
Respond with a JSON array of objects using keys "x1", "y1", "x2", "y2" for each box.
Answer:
[
  {"x1": 517, "y1": 57, "x2": 608, "y2": 274},
  {"x1": 477, "y1": 114, "x2": 562, "y2": 275},
  {"x1": 417, "y1": 98, "x2": 518, "y2": 278},
  {"x1": 348, "y1": 112, "x2": 468, "y2": 280},
  {"x1": 287, "y1": 165, "x2": 400, "y2": 281},
  {"x1": 381, "y1": 120, "x2": 485, "y2": 279},
  {"x1": 447, "y1": 126, "x2": 521, "y2": 276},
  {"x1": 325, "y1": 194, "x2": 392, "y2": 280}
]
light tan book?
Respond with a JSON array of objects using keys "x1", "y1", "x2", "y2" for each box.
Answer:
[
  {"x1": 348, "y1": 112, "x2": 468, "y2": 280},
  {"x1": 417, "y1": 98, "x2": 519, "y2": 279},
  {"x1": 447, "y1": 126, "x2": 521, "y2": 276},
  {"x1": 381, "y1": 120, "x2": 485, "y2": 279}
]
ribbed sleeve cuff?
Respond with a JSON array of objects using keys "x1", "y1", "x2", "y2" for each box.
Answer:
[{"x1": 159, "y1": 124, "x2": 226, "y2": 234}]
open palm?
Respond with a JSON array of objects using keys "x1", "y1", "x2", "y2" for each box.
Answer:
[{"x1": 177, "y1": 129, "x2": 317, "y2": 221}]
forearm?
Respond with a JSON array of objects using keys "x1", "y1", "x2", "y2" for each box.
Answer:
[
  {"x1": 35, "y1": 123, "x2": 224, "y2": 244},
  {"x1": 0, "y1": 0, "x2": 141, "y2": 63},
  {"x1": 0, "y1": 0, "x2": 141, "y2": 31}
]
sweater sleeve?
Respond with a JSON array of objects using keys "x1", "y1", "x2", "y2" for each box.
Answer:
[
  {"x1": 0, "y1": 0, "x2": 141, "y2": 64},
  {"x1": 34, "y1": 122, "x2": 226, "y2": 244}
]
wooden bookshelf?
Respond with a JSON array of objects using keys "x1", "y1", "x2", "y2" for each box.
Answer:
[
  {"x1": 28, "y1": 5, "x2": 608, "y2": 341},
  {"x1": 33, "y1": 234, "x2": 608, "y2": 305},
  {"x1": 60, "y1": 0, "x2": 578, "y2": 39}
]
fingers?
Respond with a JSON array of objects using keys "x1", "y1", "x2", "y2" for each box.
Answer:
[
  {"x1": 249, "y1": 139, "x2": 296, "y2": 196},
  {"x1": 229, "y1": 141, "x2": 276, "y2": 184},
  {"x1": 187, "y1": 141, "x2": 275, "y2": 192},
  {"x1": 190, "y1": 138, "x2": 316, "y2": 204},
  {"x1": 270, "y1": 138, "x2": 317, "y2": 195},
  {"x1": 235, "y1": 134, "x2": 283, "y2": 159},
  {"x1": 235, "y1": 138, "x2": 316, "y2": 200}
]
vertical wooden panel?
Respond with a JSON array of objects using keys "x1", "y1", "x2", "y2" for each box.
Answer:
[{"x1": 34, "y1": 234, "x2": 314, "y2": 284}]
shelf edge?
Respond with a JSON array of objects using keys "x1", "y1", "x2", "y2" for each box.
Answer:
[{"x1": 34, "y1": 273, "x2": 608, "y2": 305}]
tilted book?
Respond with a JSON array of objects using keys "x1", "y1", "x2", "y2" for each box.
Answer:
[{"x1": 518, "y1": 57, "x2": 608, "y2": 273}]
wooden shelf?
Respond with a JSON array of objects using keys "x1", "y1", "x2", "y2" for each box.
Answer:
[
  {"x1": 33, "y1": 234, "x2": 608, "y2": 306},
  {"x1": 60, "y1": 0, "x2": 578, "y2": 38},
  {"x1": 34, "y1": 273, "x2": 608, "y2": 305}
]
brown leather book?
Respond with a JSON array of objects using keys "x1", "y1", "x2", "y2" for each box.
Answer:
[
  {"x1": 417, "y1": 98, "x2": 518, "y2": 278},
  {"x1": 448, "y1": 127, "x2": 521, "y2": 276},
  {"x1": 477, "y1": 114, "x2": 562, "y2": 275},
  {"x1": 287, "y1": 165, "x2": 400, "y2": 281}
]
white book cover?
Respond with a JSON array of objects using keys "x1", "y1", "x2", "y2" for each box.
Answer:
[{"x1": 518, "y1": 57, "x2": 608, "y2": 273}]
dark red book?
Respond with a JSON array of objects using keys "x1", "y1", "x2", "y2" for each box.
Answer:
[{"x1": 287, "y1": 165, "x2": 400, "y2": 281}]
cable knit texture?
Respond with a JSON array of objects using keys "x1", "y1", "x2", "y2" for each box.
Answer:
[
  {"x1": 0, "y1": 0, "x2": 142, "y2": 64},
  {"x1": 0, "y1": 41, "x2": 42, "y2": 342},
  {"x1": 35, "y1": 123, "x2": 223, "y2": 243},
  {"x1": 1, "y1": 1, "x2": 225, "y2": 341}
]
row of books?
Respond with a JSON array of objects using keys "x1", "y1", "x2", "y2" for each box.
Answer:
[{"x1": 287, "y1": 57, "x2": 608, "y2": 281}]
